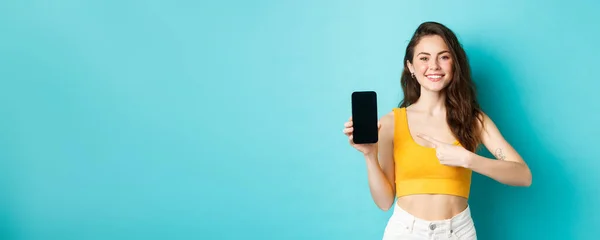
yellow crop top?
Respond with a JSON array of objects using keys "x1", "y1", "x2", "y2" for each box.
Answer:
[{"x1": 392, "y1": 107, "x2": 472, "y2": 199}]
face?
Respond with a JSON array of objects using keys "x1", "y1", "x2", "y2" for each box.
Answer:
[{"x1": 407, "y1": 35, "x2": 454, "y2": 92}]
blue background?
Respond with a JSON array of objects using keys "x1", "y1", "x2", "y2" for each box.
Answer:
[{"x1": 1, "y1": 0, "x2": 599, "y2": 239}]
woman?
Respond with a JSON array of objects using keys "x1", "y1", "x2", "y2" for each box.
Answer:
[{"x1": 342, "y1": 22, "x2": 532, "y2": 239}]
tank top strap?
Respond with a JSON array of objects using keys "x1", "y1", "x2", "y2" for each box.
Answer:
[{"x1": 392, "y1": 107, "x2": 411, "y2": 144}]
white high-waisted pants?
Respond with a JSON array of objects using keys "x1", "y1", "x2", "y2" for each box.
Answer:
[{"x1": 382, "y1": 204, "x2": 477, "y2": 240}]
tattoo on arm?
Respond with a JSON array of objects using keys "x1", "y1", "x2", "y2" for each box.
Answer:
[{"x1": 494, "y1": 148, "x2": 507, "y2": 161}]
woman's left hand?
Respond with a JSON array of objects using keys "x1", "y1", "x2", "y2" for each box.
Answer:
[{"x1": 417, "y1": 133, "x2": 474, "y2": 168}]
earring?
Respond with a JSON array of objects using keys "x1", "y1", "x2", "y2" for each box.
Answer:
[{"x1": 411, "y1": 72, "x2": 415, "y2": 79}]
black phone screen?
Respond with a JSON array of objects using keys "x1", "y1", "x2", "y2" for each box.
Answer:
[{"x1": 351, "y1": 91, "x2": 378, "y2": 144}]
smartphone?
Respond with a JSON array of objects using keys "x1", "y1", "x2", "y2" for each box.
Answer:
[{"x1": 351, "y1": 91, "x2": 378, "y2": 144}]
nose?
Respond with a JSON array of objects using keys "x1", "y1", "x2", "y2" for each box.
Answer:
[{"x1": 429, "y1": 59, "x2": 441, "y2": 70}]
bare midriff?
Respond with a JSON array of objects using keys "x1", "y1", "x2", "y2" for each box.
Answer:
[{"x1": 395, "y1": 194, "x2": 468, "y2": 221}]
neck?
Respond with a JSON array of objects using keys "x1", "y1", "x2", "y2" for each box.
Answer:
[{"x1": 411, "y1": 89, "x2": 446, "y2": 116}]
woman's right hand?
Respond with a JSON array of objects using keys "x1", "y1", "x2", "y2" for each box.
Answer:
[{"x1": 343, "y1": 117, "x2": 381, "y2": 155}]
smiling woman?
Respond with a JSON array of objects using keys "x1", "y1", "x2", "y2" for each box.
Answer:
[
  {"x1": 342, "y1": 21, "x2": 532, "y2": 240},
  {"x1": 408, "y1": 36, "x2": 454, "y2": 91}
]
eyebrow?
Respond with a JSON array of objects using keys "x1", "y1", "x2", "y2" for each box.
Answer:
[{"x1": 417, "y1": 50, "x2": 450, "y2": 56}]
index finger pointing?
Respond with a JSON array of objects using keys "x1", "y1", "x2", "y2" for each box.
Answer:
[{"x1": 416, "y1": 133, "x2": 440, "y2": 148}]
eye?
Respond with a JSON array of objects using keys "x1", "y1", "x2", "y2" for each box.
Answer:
[
  {"x1": 420, "y1": 57, "x2": 428, "y2": 61},
  {"x1": 441, "y1": 55, "x2": 450, "y2": 60}
]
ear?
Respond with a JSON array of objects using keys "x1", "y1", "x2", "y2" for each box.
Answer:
[{"x1": 406, "y1": 60, "x2": 414, "y2": 74}]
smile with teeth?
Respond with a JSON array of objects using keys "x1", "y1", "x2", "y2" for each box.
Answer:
[{"x1": 426, "y1": 74, "x2": 444, "y2": 82}]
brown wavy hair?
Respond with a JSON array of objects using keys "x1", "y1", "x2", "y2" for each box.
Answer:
[{"x1": 398, "y1": 21, "x2": 484, "y2": 152}]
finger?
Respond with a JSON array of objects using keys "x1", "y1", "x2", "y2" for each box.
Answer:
[
  {"x1": 378, "y1": 121, "x2": 382, "y2": 130},
  {"x1": 343, "y1": 127, "x2": 353, "y2": 135},
  {"x1": 437, "y1": 155, "x2": 447, "y2": 164},
  {"x1": 348, "y1": 134, "x2": 354, "y2": 144},
  {"x1": 344, "y1": 121, "x2": 353, "y2": 127},
  {"x1": 416, "y1": 133, "x2": 441, "y2": 148}
]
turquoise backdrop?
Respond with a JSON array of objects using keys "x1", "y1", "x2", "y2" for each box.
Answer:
[{"x1": 1, "y1": 0, "x2": 599, "y2": 239}]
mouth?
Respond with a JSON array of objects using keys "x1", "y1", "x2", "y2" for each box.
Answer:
[{"x1": 425, "y1": 74, "x2": 444, "y2": 82}]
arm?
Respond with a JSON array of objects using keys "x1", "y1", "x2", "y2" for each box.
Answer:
[
  {"x1": 364, "y1": 112, "x2": 396, "y2": 211},
  {"x1": 467, "y1": 113, "x2": 532, "y2": 187}
]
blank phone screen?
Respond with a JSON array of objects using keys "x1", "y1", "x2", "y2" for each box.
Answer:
[{"x1": 351, "y1": 91, "x2": 378, "y2": 144}]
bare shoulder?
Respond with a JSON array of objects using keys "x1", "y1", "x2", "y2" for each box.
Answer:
[
  {"x1": 381, "y1": 111, "x2": 395, "y2": 125},
  {"x1": 475, "y1": 111, "x2": 498, "y2": 137},
  {"x1": 379, "y1": 111, "x2": 395, "y2": 141}
]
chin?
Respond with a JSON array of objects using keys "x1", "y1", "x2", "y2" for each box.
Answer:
[
  {"x1": 421, "y1": 82, "x2": 449, "y2": 92},
  {"x1": 423, "y1": 87, "x2": 445, "y2": 93}
]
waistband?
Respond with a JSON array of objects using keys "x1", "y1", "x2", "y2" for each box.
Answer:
[{"x1": 390, "y1": 203, "x2": 473, "y2": 234}]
